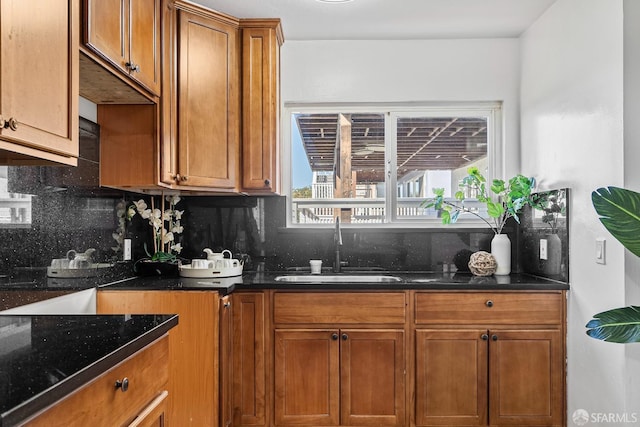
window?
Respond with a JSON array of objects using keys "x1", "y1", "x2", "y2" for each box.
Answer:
[
  {"x1": 285, "y1": 103, "x2": 501, "y2": 226},
  {"x1": 0, "y1": 166, "x2": 32, "y2": 228}
]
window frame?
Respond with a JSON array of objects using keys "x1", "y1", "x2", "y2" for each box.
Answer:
[{"x1": 282, "y1": 102, "x2": 503, "y2": 228}]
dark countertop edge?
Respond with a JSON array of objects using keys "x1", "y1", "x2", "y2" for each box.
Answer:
[
  {"x1": 233, "y1": 282, "x2": 570, "y2": 291},
  {"x1": 1, "y1": 314, "x2": 179, "y2": 427},
  {"x1": 98, "y1": 273, "x2": 569, "y2": 292}
]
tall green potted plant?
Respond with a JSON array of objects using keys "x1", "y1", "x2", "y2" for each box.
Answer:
[
  {"x1": 423, "y1": 166, "x2": 536, "y2": 275},
  {"x1": 587, "y1": 186, "x2": 640, "y2": 342}
]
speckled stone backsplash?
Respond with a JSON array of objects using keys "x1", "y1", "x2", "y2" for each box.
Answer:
[{"x1": 0, "y1": 118, "x2": 568, "y2": 281}]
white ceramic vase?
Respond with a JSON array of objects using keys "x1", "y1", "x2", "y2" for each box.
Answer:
[
  {"x1": 491, "y1": 233, "x2": 511, "y2": 275},
  {"x1": 544, "y1": 233, "x2": 562, "y2": 275}
]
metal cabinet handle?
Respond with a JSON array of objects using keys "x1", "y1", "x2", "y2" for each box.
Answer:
[
  {"x1": 223, "y1": 301, "x2": 231, "y2": 308},
  {"x1": 331, "y1": 333, "x2": 339, "y2": 340},
  {"x1": 485, "y1": 300, "x2": 494, "y2": 308},
  {"x1": 264, "y1": 179, "x2": 271, "y2": 187},
  {"x1": 341, "y1": 333, "x2": 348, "y2": 341},
  {"x1": 125, "y1": 62, "x2": 140, "y2": 73},
  {"x1": 115, "y1": 377, "x2": 129, "y2": 392},
  {"x1": 481, "y1": 333, "x2": 489, "y2": 341},
  {"x1": 3, "y1": 117, "x2": 17, "y2": 131},
  {"x1": 491, "y1": 334, "x2": 498, "y2": 341},
  {"x1": 181, "y1": 175, "x2": 188, "y2": 182}
]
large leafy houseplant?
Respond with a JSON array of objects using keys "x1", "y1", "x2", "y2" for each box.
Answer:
[
  {"x1": 586, "y1": 186, "x2": 640, "y2": 343},
  {"x1": 422, "y1": 166, "x2": 536, "y2": 234}
]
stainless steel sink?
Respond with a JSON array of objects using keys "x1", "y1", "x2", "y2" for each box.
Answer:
[{"x1": 274, "y1": 274, "x2": 403, "y2": 283}]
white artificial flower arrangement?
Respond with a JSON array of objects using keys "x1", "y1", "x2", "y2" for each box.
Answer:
[{"x1": 117, "y1": 194, "x2": 185, "y2": 262}]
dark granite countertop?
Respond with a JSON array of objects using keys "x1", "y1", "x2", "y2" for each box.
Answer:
[
  {"x1": 0, "y1": 314, "x2": 178, "y2": 427},
  {"x1": 101, "y1": 271, "x2": 569, "y2": 292}
]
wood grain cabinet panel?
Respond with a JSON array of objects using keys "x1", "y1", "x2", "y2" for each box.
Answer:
[
  {"x1": 272, "y1": 291, "x2": 406, "y2": 427},
  {"x1": 0, "y1": 0, "x2": 78, "y2": 165},
  {"x1": 416, "y1": 329, "x2": 488, "y2": 426},
  {"x1": 83, "y1": 0, "x2": 161, "y2": 95},
  {"x1": 174, "y1": 7, "x2": 240, "y2": 189},
  {"x1": 489, "y1": 329, "x2": 563, "y2": 426},
  {"x1": 414, "y1": 291, "x2": 566, "y2": 427},
  {"x1": 240, "y1": 21, "x2": 283, "y2": 194},
  {"x1": 232, "y1": 292, "x2": 268, "y2": 427},
  {"x1": 97, "y1": 290, "x2": 220, "y2": 427}
]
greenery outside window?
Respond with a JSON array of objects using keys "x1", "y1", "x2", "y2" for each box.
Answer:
[{"x1": 284, "y1": 102, "x2": 502, "y2": 227}]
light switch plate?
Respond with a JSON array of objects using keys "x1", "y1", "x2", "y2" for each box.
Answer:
[
  {"x1": 124, "y1": 239, "x2": 132, "y2": 261},
  {"x1": 595, "y1": 238, "x2": 606, "y2": 264},
  {"x1": 539, "y1": 239, "x2": 548, "y2": 260}
]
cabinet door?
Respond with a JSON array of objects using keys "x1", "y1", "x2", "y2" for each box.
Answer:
[
  {"x1": 241, "y1": 24, "x2": 281, "y2": 194},
  {"x1": 0, "y1": 0, "x2": 78, "y2": 163},
  {"x1": 176, "y1": 9, "x2": 239, "y2": 189},
  {"x1": 220, "y1": 296, "x2": 233, "y2": 427},
  {"x1": 415, "y1": 329, "x2": 488, "y2": 426},
  {"x1": 274, "y1": 329, "x2": 340, "y2": 426},
  {"x1": 233, "y1": 292, "x2": 267, "y2": 426},
  {"x1": 84, "y1": 0, "x2": 127, "y2": 70},
  {"x1": 488, "y1": 329, "x2": 563, "y2": 426},
  {"x1": 128, "y1": 0, "x2": 161, "y2": 94},
  {"x1": 341, "y1": 329, "x2": 405, "y2": 426},
  {"x1": 97, "y1": 290, "x2": 219, "y2": 427},
  {"x1": 84, "y1": 0, "x2": 160, "y2": 95}
]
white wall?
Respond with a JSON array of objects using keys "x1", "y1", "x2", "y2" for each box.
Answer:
[
  {"x1": 623, "y1": 0, "x2": 640, "y2": 412},
  {"x1": 520, "y1": 0, "x2": 632, "y2": 422},
  {"x1": 281, "y1": 38, "x2": 522, "y2": 177}
]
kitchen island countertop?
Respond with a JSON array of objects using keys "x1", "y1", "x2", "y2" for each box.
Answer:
[{"x1": 0, "y1": 314, "x2": 178, "y2": 427}]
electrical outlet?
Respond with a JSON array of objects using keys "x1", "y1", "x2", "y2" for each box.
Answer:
[
  {"x1": 595, "y1": 238, "x2": 606, "y2": 264},
  {"x1": 124, "y1": 239, "x2": 132, "y2": 261},
  {"x1": 539, "y1": 238, "x2": 548, "y2": 260}
]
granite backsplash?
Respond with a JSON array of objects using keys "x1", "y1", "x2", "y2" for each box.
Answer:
[{"x1": 0, "y1": 121, "x2": 568, "y2": 282}]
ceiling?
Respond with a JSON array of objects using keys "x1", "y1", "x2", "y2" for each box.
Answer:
[{"x1": 195, "y1": 0, "x2": 557, "y2": 41}]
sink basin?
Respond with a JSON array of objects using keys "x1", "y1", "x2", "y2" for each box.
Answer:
[{"x1": 274, "y1": 274, "x2": 403, "y2": 283}]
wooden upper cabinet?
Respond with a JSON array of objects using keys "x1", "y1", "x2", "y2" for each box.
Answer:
[
  {"x1": 173, "y1": 8, "x2": 240, "y2": 190},
  {"x1": 83, "y1": 0, "x2": 161, "y2": 95},
  {"x1": 0, "y1": 0, "x2": 79, "y2": 166},
  {"x1": 240, "y1": 20, "x2": 283, "y2": 194}
]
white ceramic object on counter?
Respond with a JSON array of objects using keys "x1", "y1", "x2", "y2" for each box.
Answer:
[
  {"x1": 47, "y1": 263, "x2": 114, "y2": 278},
  {"x1": 179, "y1": 264, "x2": 243, "y2": 278}
]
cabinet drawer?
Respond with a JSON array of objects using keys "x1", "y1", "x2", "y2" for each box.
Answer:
[
  {"x1": 25, "y1": 336, "x2": 169, "y2": 427},
  {"x1": 415, "y1": 292, "x2": 563, "y2": 325},
  {"x1": 273, "y1": 292, "x2": 406, "y2": 324}
]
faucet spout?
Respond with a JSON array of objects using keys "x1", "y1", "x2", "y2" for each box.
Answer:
[{"x1": 334, "y1": 217, "x2": 343, "y2": 273}]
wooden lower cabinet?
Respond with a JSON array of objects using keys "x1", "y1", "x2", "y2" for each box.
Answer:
[
  {"x1": 414, "y1": 291, "x2": 566, "y2": 427},
  {"x1": 24, "y1": 336, "x2": 169, "y2": 427},
  {"x1": 274, "y1": 328, "x2": 405, "y2": 426},
  {"x1": 271, "y1": 291, "x2": 407, "y2": 427},
  {"x1": 97, "y1": 290, "x2": 221, "y2": 427},
  {"x1": 232, "y1": 291, "x2": 268, "y2": 427},
  {"x1": 415, "y1": 329, "x2": 488, "y2": 426}
]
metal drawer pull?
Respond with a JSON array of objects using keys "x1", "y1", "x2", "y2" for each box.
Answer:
[
  {"x1": 485, "y1": 300, "x2": 494, "y2": 307},
  {"x1": 115, "y1": 377, "x2": 129, "y2": 392},
  {"x1": 341, "y1": 333, "x2": 348, "y2": 341},
  {"x1": 481, "y1": 333, "x2": 489, "y2": 341},
  {"x1": 3, "y1": 117, "x2": 17, "y2": 131},
  {"x1": 491, "y1": 334, "x2": 498, "y2": 341},
  {"x1": 331, "y1": 333, "x2": 339, "y2": 340}
]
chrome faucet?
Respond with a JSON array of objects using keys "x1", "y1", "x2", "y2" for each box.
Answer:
[{"x1": 334, "y1": 216, "x2": 343, "y2": 273}]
